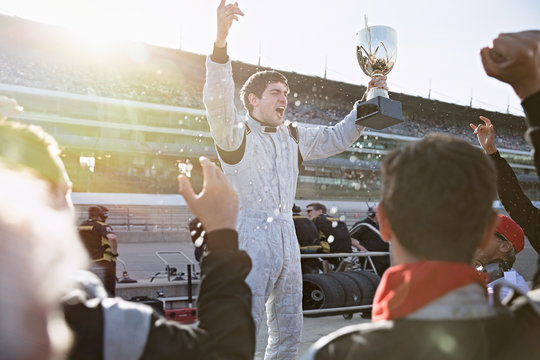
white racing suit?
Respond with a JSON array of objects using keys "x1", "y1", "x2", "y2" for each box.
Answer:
[{"x1": 203, "y1": 56, "x2": 364, "y2": 359}]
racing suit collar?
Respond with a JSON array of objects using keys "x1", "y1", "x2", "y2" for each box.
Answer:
[{"x1": 247, "y1": 114, "x2": 280, "y2": 134}]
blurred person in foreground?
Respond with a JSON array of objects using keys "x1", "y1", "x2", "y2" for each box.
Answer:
[
  {"x1": 474, "y1": 214, "x2": 529, "y2": 301},
  {"x1": 0, "y1": 165, "x2": 88, "y2": 360},
  {"x1": 0, "y1": 108, "x2": 255, "y2": 358},
  {"x1": 304, "y1": 134, "x2": 540, "y2": 359},
  {"x1": 203, "y1": 1, "x2": 386, "y2": 357},
  {"x1": 303, "y1": 29, "x2": 540, "y2": 360}
]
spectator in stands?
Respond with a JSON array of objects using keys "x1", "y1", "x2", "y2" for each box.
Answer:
[
  {"x1": 470, "y1": 115, "x2": 540, "y2": 256},
  {"x1": 203, "y1": 1, "x2": 384, "y2": 357},
  {"x1": 307, "y1": 202, "x2": 352, "y2": 269},
  {"x1": 474, "y1": 214, "x2": 529, "y2": 301},
  {"x1": 78, "y1": 205, "x2": 119, "y2": 296},
  {"x1": 304, "y1": 134, "x2": 540, "y2": 359},
  {"x1": 292, "y1": 204, "x2": 321, "y2": 274},
  {"x1": 349, "y1": 206, "x2": 391, "y2": 274}
]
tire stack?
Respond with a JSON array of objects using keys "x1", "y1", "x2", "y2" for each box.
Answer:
[{"x1": 302, "y1": 270, "x2": 381, "y2": 317}]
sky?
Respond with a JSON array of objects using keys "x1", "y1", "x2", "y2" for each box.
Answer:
[{"x1": 1, "y1": 0, "x2": 539, "y2": 116}]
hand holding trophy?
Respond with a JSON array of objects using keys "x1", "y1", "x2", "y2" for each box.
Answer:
[{"x1": 355, "y1": 16, "x2": 403, "y2": 130}]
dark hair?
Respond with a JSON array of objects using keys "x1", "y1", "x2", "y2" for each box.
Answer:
[
  {"x1": 89, "y1": 205, "x2": 108, "y2": 219},
  {"x1": 292, "y1": 204, "x2": 301, "y2": 214},
  {"x1": 381, "y1": 134, "x2": 496, "y2": 263},
  {"x1": 240, "y1": 70, "x2": 289, "y2": 115},
  {"x1": 307, "y1": 203, "x2": 327, "y2": 214}
]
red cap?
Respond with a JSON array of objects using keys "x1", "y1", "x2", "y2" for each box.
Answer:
[{"x1": 496, "y1": 215, "x2": 525, "y2": 254}]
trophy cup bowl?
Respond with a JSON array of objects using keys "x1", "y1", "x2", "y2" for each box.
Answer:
[
  {"x1": 356, "y1": 25, "x2": 397, "y2": 99},
  {"x1": 355, "y1": 25, "x2": 403, "y2": 130}
]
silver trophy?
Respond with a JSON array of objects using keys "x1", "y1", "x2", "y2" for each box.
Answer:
[{"x1": 355, "y1": 21, "x2": 403, "y2": 130}]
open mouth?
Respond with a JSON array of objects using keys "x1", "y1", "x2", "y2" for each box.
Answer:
[{"x1": 276, "y1": 106, "x2": 285, "y2": 117}]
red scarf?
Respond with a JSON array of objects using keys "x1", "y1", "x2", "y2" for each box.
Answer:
[{"x1": 372, "y1": 260, "x2": 487, "y2": 322}]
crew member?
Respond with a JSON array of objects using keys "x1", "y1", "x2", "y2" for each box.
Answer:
[{"x1": 79, "y1": 205, "x2": 118, "y2": 296}]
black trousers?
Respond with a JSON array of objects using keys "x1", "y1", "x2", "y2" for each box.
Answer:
[{"x1": 91, "y1": 260, "x2": 117, "y2": 296}]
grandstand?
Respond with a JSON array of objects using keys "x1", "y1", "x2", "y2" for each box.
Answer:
[{"x1": 2, "y1": 14, "x2": 538, "y2": 222}]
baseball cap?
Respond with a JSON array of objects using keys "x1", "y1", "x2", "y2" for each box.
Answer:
[{"x1": 496, "y1": 215, "x2": 525, "y2": 254}]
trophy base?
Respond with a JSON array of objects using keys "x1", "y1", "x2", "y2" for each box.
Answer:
[{"x1": 355, "y1": 96, "x2": 404, "y2": 130}]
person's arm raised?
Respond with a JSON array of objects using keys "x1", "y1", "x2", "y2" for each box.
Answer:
[
  {"x1": 215, "y1": 0, "x2": 244, "y2": 48},
  {"x1": 470, "y1": 116, "x2": 497, "y2": 155},
  {"x1": 480, "y1": 30, "x2": 540, "y2": 101}
]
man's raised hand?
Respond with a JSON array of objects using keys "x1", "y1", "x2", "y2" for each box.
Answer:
[
  {"x1": 470, "y1": 116, "x2": 497, "y2": 155},
  {"x1": 480, "y1": 30, "x2": 540, "y2": 100},
  {"x1": 178, "y1": 156, "x2": 238, "y2": 232},
  {"x1": 216, "y1": 0, "x2": 244, "y2": 48}
]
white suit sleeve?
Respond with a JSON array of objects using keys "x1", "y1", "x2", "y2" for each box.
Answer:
[
  {"x1": 297, "y1": 103, "x2": 364, "y2": 161},
  {"x1": 202, "y1": 56, "x2": 244, "y2": 151}
]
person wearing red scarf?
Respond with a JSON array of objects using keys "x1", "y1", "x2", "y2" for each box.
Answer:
[{"x1": 304, "y1": 127, "x2": 540, "y2": 359}]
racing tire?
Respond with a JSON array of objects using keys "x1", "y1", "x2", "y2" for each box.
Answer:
[
  {"x1": 325, "y1": 272, "x2": 362, "y2": 307},
  {"x1": 302, "y1": 273, "x2": 345, "y2": 310}
]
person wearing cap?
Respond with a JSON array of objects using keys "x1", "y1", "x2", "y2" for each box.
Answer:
[
  {"x1": 78, "y1": 205, "x2": 118, "y2": 296},
  {"x1": 475, "y1": 214, "x2": 529, "y2": 301},
  {"x1": 472, "y1": 30, "x2": 540, "y2": 287},
  {"x1": 470, "y1": 115, "x2": 540, "y2": 257}
]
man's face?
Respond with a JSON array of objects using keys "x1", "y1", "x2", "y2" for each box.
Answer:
[
  {"x1": 306, "y1": 207, "x2": 322, "y2": 219},
  {"x1": 250, "y1": 82, "x2": 288, "y2": 126},
  {"x1": 474, "y1": 233, "x2": 507, "y2": 267}
]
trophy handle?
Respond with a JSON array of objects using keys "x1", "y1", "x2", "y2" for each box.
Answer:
[
  {"x1": 373, "y1": 42, "x2": 390, "y2": 64},
  {"x1": 358, "y1": 45, "x2": 370, "y2": 58}
]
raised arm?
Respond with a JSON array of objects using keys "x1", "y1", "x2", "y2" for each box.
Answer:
[
  {"x1": 175, "y1": 157, "x2": 254, "y2": 359},
  {"x1": 479, "y1": 31, "x2": 540, "y2": 259},
  {"x1": 203, "y1": 1, "x2": 245, "y2": 151},
  {"x1": 298, "y1": 77, "x2": 387, "y2": 160},
  {"x1": 470, "y1": 115, "x2": 540, "y2": 253}
]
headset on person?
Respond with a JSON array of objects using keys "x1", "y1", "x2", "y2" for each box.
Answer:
[{"x1": 89, "y1": 205, "x2": 109, "y2": 222}]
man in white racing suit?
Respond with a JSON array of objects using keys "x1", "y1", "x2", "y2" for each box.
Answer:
[{"x1": 202, "y1": 1, "x2": 386, "y2": 358}]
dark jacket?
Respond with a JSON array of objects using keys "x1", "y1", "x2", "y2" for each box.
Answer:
[
  {"x1": 293, "y1": 214, "x2": 320, "y2": 247},
  {"x1": 350, "y1": 217, "x2": 390, "y2": 273},
  {"x1": 490, "y1": 92, "x2": 540, "y2": 287},
  {"x1": 78, "y1": 219, "x2": 116, "y2": 263},
  {"x1": 522, "y1": 91, "x2": 540, "y2": 287},
  {"x1": 306, "y1": 291, "x2": 540, "y2": 360},
  {"x1": 312, "y1": 214, "x2": 351, "y2": 254},
  {"x1": 64, "y1": 229, "x2": 254, "y2": 360}
]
